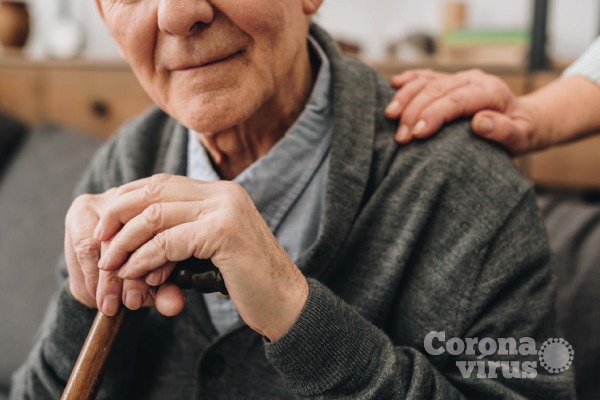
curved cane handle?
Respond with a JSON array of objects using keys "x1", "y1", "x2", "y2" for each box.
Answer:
[{"x1": 168, "y1": 257, "x2": 228, "y2": 295}]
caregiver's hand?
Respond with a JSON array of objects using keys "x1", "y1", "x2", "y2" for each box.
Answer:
[
  {"x1": 95, "y1": 173, "x2": 309, "y2": 341},
  {"x1": 65, "y1": 188, "x2": 152, "y2": 316},
  {"x1": 386, "y1": 69, "x2": 540, "y2": 155}
]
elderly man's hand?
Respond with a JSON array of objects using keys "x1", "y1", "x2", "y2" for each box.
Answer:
[
  {"x1": 95, "y1": 173, "x2": 309, "y2": 341},
  {"x1": 65, "y1": 189, "x2": 153, "y2": 316}
]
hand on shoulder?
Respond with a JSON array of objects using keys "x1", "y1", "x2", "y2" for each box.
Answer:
[{"x1": 385, "y1": 69, "x2": 541, "y2": 155}]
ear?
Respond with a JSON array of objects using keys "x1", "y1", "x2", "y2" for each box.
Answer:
[
  {"x1": 94, "y1": 0, "x2": 105, "y2": 22},
  {"x1": 302, "y1": 0, "x2": 323, "y2": 15}
]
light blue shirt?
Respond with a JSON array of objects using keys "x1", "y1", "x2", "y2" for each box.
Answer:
[
  {"x1": 563, "y1": 36, "x2": 600, "y2": 86},
  {"x1": 187, "y1": 36, "x2": 332, "y2": 335}
]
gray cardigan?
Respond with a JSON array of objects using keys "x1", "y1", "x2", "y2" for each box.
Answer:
[{"x1": 11, "y1": 25, "x2": 575, "y2": 399}]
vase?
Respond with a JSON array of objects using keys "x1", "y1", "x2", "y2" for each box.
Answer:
[
  {"x1": 444, "y1": 1, "x2": 467, "y2": 33},
  {"x1": 45, "y1": 15, "x2": 86, "y2": 59},
  {"x1": 0, "y1": 1, "x2": 30, "y2": 49}
]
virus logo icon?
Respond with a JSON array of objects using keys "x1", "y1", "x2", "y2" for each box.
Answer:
[{"x1": 538, "y1": 338, "x2": 574, "y2": 374}]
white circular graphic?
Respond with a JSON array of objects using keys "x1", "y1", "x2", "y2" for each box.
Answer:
[{"x1": 538, "y1": 338, "x2": 574, "y2": 374}]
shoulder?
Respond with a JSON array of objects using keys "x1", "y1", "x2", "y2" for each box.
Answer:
[
  {"x1": 312, "y1": 22, "x2": 532, "y2": 222},
  {"x1": 410, "y1": 119, "x2": 529, "y2": 197},
  {"x1": 378, "y1": 119, "x2": 532, "y2": 219},
  {"x1": 367, "y1": 75, "x2": 533, "y2": 229},
  {"x1": 74, "y1": 106, "x2": 185, "y2": 195}
]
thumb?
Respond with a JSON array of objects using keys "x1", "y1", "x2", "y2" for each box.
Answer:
[
  {"x1": 471, "y1": 111, "x2": 531, "y2": 155},
  {"x1": 155, "y1": 282, "x2": 186, "y2": 317}
]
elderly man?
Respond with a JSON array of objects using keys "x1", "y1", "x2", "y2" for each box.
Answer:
[{"x1": 11, "y1": 1, "x2": 574, "y2": 399}]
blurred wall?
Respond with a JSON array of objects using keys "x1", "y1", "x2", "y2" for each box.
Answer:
[{"x1": 24, "y1": 0, "x2": 599, "y2": 61}]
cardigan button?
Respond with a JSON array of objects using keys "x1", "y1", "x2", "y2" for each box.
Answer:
[{"x1": 200, "y1": 353, "x2": 226, "y2": 378}]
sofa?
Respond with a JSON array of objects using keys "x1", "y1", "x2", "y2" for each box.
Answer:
[
  {"x1": 0, "y1": 114, "x2": 101, "y2": 400},
  {"x1": 0, "y1": 112, "x2": 599, "y2": 399}
]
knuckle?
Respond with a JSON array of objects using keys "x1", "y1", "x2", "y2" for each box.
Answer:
[
  {"x1": 486, "y1": 75, "x2": 506, "y2": 91},
  {"x1": 423, "y1": 69, "x2": 444, "y2": 80},
  {"x1": 402, "y1": 70, "x2": 419, "y2": 80},
  {"x1": 115, "y1": 185, "x2": 129, "y2": 197},
  {"x1": 222, "y1": 181, "x2": 248, "y2": 205},
  {"x1": 466, "y1": 68, "x2": 484, "y2": 76},
  {"x1": 142, "y1": 182, "x2": 164, "y2": 202},
  {"x1": 522, "y1": 127, "x2": 535, "y2": 145},
  {"x1": 76, "y1": 193, "x2": 94, "y2": 203},
  {"x1": 425, "y1": 85, "x2": 445, "y2": 99},
  {"x1": 401, "y1": 107, "x2": 417, "y2": 125},
  {"x1": 445, "y1": 93, "x2": 462, "y2": 108},
  {"x1": 152, "y1": 232, "x2": 170, "y2": 255},
  {"x1": 105, "y1": 187, "x2": 119, "y2": 197},
  {"x1": 419, "y1": 108, "x2": 437, "y2": 123},
  {"x1": 142, "y1": 203, "x2": 163, "y2": 227},
  {"x1": 74, "y1": 238, "x2": 99, "y2": 261},
  {"x1": 395, "y1": 70, "x2": 411, "y2": 79},
  {"x1": 469, "y1": 69, "x2": 500, "y2": 88},
  {"x1": 101, "y1": 271, "x2": 122, "y2": 287},
  {"x1": 151, "y1": 173, "x2": 172, "y2": 184},
  {"x1": 72, "y1": 193, "x2": 94, "y2": 210},
  {"x1": 226, "y1": 181, "x2": 246, "y2": 196},
  {"x1": 127, "y1": 251, "x2": 142, "y2": 269}
]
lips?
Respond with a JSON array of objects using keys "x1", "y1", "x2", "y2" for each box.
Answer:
[{"x1": 170, "y1": 50, "x2": 242, "y2": 72}]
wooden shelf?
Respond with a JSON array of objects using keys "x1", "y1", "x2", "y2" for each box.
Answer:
[
  {"x1": 1, "y1": 54, "x2": 597, "y2": 189},
  {"x1": 0, "y1": 55, "x2": 153, "y2": 138},
  {"x1": 365, "y1": 57, "x2": 562, "y2": 95},
  {"x1": 518, "y1": 135, "x2": 600, "y2": 190}
]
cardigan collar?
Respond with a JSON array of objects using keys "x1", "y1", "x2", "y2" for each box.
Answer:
[{"x1": 163, "y1": 23, "x2": 377, "y2": 284}]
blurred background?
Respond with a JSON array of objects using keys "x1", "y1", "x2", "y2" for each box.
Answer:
[
  {"x1": 1, "y1": 2, "x2": 600, "y2": 399},
  {"x1": 1, "y1": 0, "x2": 598, "y2": 187},
  {"x1": 19, "y1": 0, "x2": 600, "y2": 60}
]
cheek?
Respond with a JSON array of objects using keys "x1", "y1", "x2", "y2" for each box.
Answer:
[
  {"x1": 226, "y1": 1, "x2": 297, "y2": 50},
  {"x1": 105, "y1": 5, "x2": 161, "y2": 101},
  {"x1": 236, "y1": 3, "x2": 306, "y2": 81}
]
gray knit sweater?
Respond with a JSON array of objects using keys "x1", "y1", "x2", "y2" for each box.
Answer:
[{"x1": 10, "y1": 25, "x2": 575, "y2": 399}]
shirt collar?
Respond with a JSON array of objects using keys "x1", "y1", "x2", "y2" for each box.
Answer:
[{"x1": 187, "y1": 35, "x2": 332, "y2": 231}]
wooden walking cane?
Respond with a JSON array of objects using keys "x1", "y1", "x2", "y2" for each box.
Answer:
[{"x1": 61, "y1": 258, "x2": 228, "y2": 400}]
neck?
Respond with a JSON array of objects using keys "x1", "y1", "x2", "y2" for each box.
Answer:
[{"x1": 198, "y1": 41, "x2": 319, "y2": 180}]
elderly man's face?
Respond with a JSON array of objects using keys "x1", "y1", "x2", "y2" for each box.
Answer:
[{"x1": 96, "y1": 0, "x2": 322, "y2": 133}]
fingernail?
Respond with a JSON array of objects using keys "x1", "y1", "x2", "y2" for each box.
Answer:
[
  {"x1": 117, "y1": 267, "x2": 128, "y2": 279},
  {"x1": 102, "y1": 295, "x2": 119, "y2": 316},
  {"x1": 413, "y1": 120, "x2": 427, "y2": 136},
  {"x1": 386, "y1": 100, "x2": 401, "y2": 115},
  {"x1": 146, "y1": 270, "x2": 163, "y2": 287},
  {"x1": 125, "y1": 291, "x2": 143, "y2": 310},
  {"x1": 395, "y1": 124, "x2": 410, "y2": 142},
  {"x1": 476, "y1": 118, "x2": 494, "y2": 135}
]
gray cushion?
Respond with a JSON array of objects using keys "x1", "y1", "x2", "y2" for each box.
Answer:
[
  {"x1": 538, "y1": 193, "x2": 600, "y2": 400},
  {"x1": 0, "y1": 124, "x2": 101, "y2": 396}
]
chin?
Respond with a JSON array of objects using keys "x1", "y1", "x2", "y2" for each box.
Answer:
[{"x1": 172, "y1": 91, "x2": 265, "y2": 134}]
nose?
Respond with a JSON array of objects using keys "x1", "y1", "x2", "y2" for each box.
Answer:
[{"x1": 157, "y1": 0, "x2": 215, "y2": 36}]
